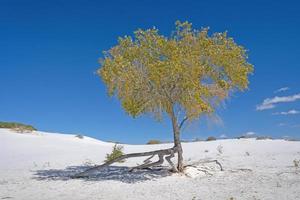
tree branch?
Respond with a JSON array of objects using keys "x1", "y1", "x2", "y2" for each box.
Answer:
[{"x1": 179, "y1": 116, "x2": 188, "y2": 129}]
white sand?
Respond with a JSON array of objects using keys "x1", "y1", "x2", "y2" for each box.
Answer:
[{"x1": 1, "y1": 128, "x2": 300, "y2": 200}]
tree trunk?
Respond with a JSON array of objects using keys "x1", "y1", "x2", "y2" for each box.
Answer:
[{"x1": 170, "y1": 108, "x2": 184, "y2": 172}]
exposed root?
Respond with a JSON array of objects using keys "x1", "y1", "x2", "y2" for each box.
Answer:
[
  {"x1": 165, "y1": 150, "x2": 178, "y2": 172},
  {"x1": 130, "y1": 154, "x2": 164, "y2": 172},
  {"x1": 185, "y1": 159, "x2": 224, "y2": 171},
  {"x1": 72, "y1": 147, "x2": 178, "y2": 178},
  {"x1": 182, "y1": 159, "x2": 224, "y2": 178},
  {"x1": 143, "y1": 154, "x2": 155, "y2": 164}
]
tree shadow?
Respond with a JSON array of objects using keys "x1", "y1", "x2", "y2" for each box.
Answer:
[{"x1": 32, "y1": 165, "x2": 171, "y2": 183}]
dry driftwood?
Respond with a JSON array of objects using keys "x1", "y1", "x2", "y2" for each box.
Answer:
[
  {"x1": 72, "y1": 147, "x2": 178, "y2": 178},
  {"x1": 185, "y1": 159, "x2": 224, "y2": 171}
]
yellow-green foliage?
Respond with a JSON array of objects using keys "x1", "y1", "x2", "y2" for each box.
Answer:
[
  {"x1": 98, "y1": 21, "x2": 253, "y2": 121},
  {"x1": 0, "y1": 121, "x2": 37, "y2": 132},
  {"x1": 105, "y1": 144, "x2": 125, "y2": 163}
]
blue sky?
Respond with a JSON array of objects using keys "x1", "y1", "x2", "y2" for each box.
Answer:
[{"x1": 1, "y1": 0, "x2": 300, "y2": 143}]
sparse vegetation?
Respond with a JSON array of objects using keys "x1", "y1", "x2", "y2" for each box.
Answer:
[
  {"x1": 256, "y1": 136, "x2": 273, "y2": 140},
  {"x1": 294, "y1": 159, "x2": 299, "y2": 168},
  {"x1": 237, "y1": 135, "x2": 256, "y2": 139},
  {"x1": 105, "y1": 144, "x2": 126, "y2": 163},
  {"x1": 217, "y1": 145, "x2": 223, "y2": 154},
  {"x1": 0, "y1": 121, "x2": 37, "y2": 133},
  {"x1": 106, "y1": 140, "x2": 122, "y2": 144},
  {"x1": 284, "y1": 138, "x2": 300, "y2": 142},
  {"x1": 146, "y1": 140, "x2": 162, "y2": 145},
  {"x1": 75, "y1": 134, "x2": 84, "y2": 139},
  {"x1": 194, "y1": 138, "x2": 203, "y2": 142},
  {"x1": 206, "y1": 136, "x2": 217, "y2": 141}
]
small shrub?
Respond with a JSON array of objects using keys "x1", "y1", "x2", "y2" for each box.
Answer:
[
  {"x1": 294, "y1": 159, "x2": 299, "y2": 168},
  {"x1": 194, "y1": 138, "x2": 203, "y2": 142},
  {"x1": 206, "y1": 136, "x2": 216, "y2": 141},
  {"x1": 75, "y1": 134, "x2": 84, "y2": 139},
  {"x1": 146, "y1": 140, "x2": 162, "y2": 145},
  {"x1": 181, "y1": 139, "x2": 191, "y2": 143},
  {"x1": 105, "y1": 144, "x2": 125, "y2": 163},
  {"x1": 217, "y1": 145, "x2": 223, "y2": 154},
  {"x1": 0, "y1": 121, "x2": 36, "y2": 132},
  {"x1": 284, "y1": 138, "x2": 300, "y2": 141},
  {"x1": 237, "y1": 134, "x2": 256, "y2": 139},
  {"x1": 256, "y1": 136, "x2": 272, "y2": 140}
]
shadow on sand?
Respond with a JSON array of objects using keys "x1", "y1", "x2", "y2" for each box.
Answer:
[{"x1": 32, "y1": 165, "x2": 171, "y2": 183}]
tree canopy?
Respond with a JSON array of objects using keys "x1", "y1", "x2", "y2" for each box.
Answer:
[
  {"x1": 71, "y1": 20, "x2": 256, "y2": 175},
  {"x1": 98, "y1": 21, "x2": 253, "y2": 122}
]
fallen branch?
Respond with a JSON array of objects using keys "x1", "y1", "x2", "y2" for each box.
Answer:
[
  {"x1": 184, "y1": 165, "x2": 214, "y2": 176},
  {"x1": 72, "y1": 147, "x2": 178, "y2": 178},
  {"x1": 185, "y1": 159, "x2": 224, "y2": 171}
]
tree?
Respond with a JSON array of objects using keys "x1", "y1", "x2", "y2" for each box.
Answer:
[{"x1": 73, "y1": 21, "x2": 253, "y2": 177}]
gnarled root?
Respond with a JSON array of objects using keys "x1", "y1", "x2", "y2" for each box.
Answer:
[{"x1": 72, "y1": 147, "x2": 178, "y2": 178}]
